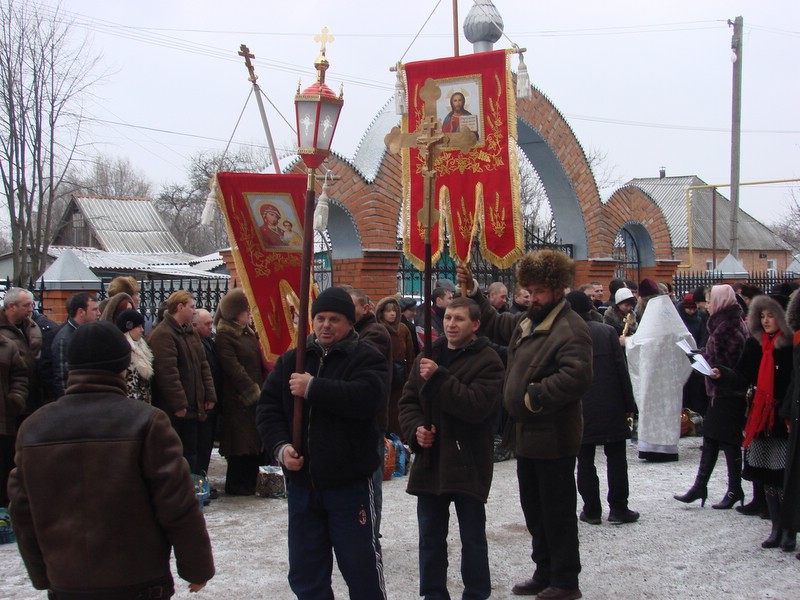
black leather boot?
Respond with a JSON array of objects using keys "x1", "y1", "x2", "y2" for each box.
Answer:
[
  {"x1": 713, "y1": 445, "x2": 744, "y2": 509},
  {"x1": 674, "y1": 439, "x2": 716, "y2": 507},
  {"x1": 762, "y1": 489, "x2": 782, "y2": 548},
  {"x1": 780, "y1": 530, "x2": 797, "y2": 552},
  {"x1": 737, "y1": 481, "x2": 766, "y2": 516}
]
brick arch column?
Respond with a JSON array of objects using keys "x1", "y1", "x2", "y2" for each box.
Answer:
[{"x1": 604, "y1": 186, "x2": 673, "y2": 259}]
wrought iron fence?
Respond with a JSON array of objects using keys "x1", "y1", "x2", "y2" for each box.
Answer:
[
  {"x1": 673, "y1": 271, "x2": 799, "y2": 299},
  {"x1": 6, "y1": 276, "x2": 231, "y2": 326},
  {"x1": 396, "y1": 226, "x2": 573, "y2": 296}
]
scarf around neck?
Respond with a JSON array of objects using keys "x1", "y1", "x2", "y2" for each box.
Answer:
[{"x1": 743, "y1": 331, "x2": 780, "y2": 448}]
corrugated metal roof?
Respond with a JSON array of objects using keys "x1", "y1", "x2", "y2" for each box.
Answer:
[
  {"x1": 627, "y1": 176, "x2": 790, "y2": 252},
  {"x1": 73, "y1": 196, "x2": 185, "y2": 254}
]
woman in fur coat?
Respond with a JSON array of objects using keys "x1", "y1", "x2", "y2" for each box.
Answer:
[
  {"x1": 674, "y1": 285, "x2": 748, "y2": 509},
  {"x1": 116, "y1": 309, "x2": 154, "y2": 404},
  {"x1": 781, "y1": 289, "x2": 800, "y2": 560},
  {"x1": 711, "y1": 295, "x2": 794, "y2": 551},
  {"x1": 215, "y1": 289, "x2": 267, "y2": 496},
  {"x1": 376, "y1": 295, "x2": 417, "y2": 439}
]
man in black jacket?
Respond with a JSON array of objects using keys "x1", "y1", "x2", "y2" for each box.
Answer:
[
  {"x1": 257, "y1": 287, "x2": 388, "y2": 600},
  {"x1": 399, "y1": 297, "x2": 503, "y2": 599}
]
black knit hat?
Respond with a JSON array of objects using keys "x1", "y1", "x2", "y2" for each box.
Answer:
[
  {"x1": 565, "y1": 290, "x2": 593, "y2": 315},
  {"x1": 68, "y1": 320, "x2": 131, "y2": 373},
  {"x1": 116, "y1": 309, "x2": 145, "y2": 334},
  {"x1": 311, "y1": 287, "x2": 356, "y2": 323}
]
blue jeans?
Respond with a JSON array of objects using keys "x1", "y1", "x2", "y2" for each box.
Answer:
[
  {"x1": 287, "y1": 478, "x2": 386, "y2": 600},
  {"x1": 417, "y1": 493, "x2": 490, "y2": 600}
]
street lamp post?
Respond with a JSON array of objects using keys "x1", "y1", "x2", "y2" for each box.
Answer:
[{"x1": 292, "y1": 31, "x2": 344, "y2": 452}]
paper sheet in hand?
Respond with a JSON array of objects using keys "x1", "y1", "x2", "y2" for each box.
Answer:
[{"x1": 674, "y1": 339, "x2": 714, "y2": 376}]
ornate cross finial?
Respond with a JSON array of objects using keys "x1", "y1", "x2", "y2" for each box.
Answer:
[
  {"x1": 384, "y1": 78, "x2": 478, "y2": 235},
  {"x1": 238, "y1": 44, "x2": 257, "y2": 82},
  {"x1": 314, "y1": 27, "x2": 334, "y2": 55}
]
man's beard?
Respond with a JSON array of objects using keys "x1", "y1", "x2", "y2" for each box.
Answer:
[{"x1": 528, "y1": 300, "x2": 559, "y2": 323}]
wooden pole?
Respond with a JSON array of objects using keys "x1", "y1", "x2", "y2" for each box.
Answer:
[
  {"x1": 452, "y1": 0, "x2": 460, "y2": 57},
  {"x1": 292, "y1": 170, "x2": 316, "y2": 452}
]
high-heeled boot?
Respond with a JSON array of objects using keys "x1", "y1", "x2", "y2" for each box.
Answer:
[
  {"x1": 762, "y1": 488, "x2": 782, "y2": 548},
  {"x1": 674, "y1": 440, "x2": 717, "y2": 507},
  {"x1": 712, "y1": 445, "x2": 744, "y2": 509}
]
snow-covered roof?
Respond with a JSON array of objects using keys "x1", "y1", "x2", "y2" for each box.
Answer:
[
  {"x1": 351, "y1": 98, "x2": 400, "y2": 182},
  {"x1": 47, "y1": 247, "x2": 228, "y2": 280}
]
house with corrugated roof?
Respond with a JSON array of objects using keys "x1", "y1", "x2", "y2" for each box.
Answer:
[
  {"x1": 623, "y1": 175, "x2": 794, "y2": 275},
  {"x1": 0, "y1": 195, "x2": 228, "y2": 282}
]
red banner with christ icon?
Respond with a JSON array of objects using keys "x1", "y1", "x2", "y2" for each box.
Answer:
[
  {"x1": 400, "y1": 49, "x2": 522, "y2": 269},
  {"x1": 214, "y1": 172, "x2": 309, "y2": 361}
]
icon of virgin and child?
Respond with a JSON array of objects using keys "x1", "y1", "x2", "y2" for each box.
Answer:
[{"x1": 256, "y1": 200, "x2": 302, "y2": 248}]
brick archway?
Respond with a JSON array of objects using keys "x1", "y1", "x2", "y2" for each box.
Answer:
[
  {"x1": 604, "y1": 186, "x2": 673, "y2": 259},
  {"x1": 274, "y1": 98, "x2": 679, "y2": 300}
]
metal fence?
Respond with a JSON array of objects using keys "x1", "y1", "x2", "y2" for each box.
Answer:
[
  {"x1": 673, "y1": 271, "x2": 799, "y2": 299},
  {"x1": 396, "y1": 226, "x2": 573, "y2": 296},
  {"x1": 8, "y1": 276, "x2": 231, "y2": 326}
]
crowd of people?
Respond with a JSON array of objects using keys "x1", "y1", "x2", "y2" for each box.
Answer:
[{"x1": 4, "y1": 260, "x2": 800, "y2": 599}]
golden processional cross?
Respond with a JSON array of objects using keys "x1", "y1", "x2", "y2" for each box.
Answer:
[{"x1": 385, "y1": 78, "x2": 477, "y2": 462}]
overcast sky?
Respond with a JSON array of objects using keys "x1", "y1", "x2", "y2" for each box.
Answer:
[{"x1": 28, "y1": 0, "x2": 800, "y2": 227}]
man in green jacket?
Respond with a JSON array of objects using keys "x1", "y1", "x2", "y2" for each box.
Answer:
[{"x1": 458, "y1": 250, "x2": 592, "y2": 600}]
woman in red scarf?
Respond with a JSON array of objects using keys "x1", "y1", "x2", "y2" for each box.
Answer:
[{"x1": 711, "y1": 295, "x2": 794, "y2": 551}]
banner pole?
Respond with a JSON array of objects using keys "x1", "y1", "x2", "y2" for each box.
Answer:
[{"x1": 293, "y1": 169, "x2": 316, "y2": 452}]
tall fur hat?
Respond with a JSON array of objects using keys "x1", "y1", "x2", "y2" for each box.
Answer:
[
  {"x1": 217, "y1": 288, "x2": 250, "y2": 323},
  {"x1": 515, "y1": 249, "x2": 574, "y2": 290}
]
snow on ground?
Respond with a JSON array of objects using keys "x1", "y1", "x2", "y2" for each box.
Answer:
[{"x1": 3, "y1": 437, "x2": 800, "y2": 599}]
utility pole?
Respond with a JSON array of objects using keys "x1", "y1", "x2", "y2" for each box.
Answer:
[{"x1": 729, "y1": 16, "x2": 743, "y2": 257}]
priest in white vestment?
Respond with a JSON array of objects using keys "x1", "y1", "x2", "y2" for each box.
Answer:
[{"x1": 625, "y1": 294, "x2": 694, "y2": 461}]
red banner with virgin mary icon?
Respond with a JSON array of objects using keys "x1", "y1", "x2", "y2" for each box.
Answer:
[
  {"x1": 214, "y1": 172, "x2": 308, "y2": 361},
  {"x1": 400, "y1": 49, "x2": 522, "y2": 269}
]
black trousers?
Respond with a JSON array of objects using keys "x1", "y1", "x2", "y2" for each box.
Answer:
[
  {"x1": 577, "y1": 440, "x2": 630, "y2": 516},
  {"x1": 0, "y1": 434, "x2": 15, "y2": 507},
  {"x1": 517, "y1": 455, "x2": 581, "y2": 590},
  {"x1": 169, "y1": 416, "x2": 199, "y2": 474}
]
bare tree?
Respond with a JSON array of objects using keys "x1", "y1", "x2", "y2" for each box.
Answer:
[
  {"x1": 154, "y1": 147, "x2": 272, "y2": 255},
  {"x1": 771, "y1": 189, "x2": 800, "y2": 252},
  {"x1": 0, "y1": 0, "x2": 101, "y2": 283},
  {"x1": 518, "y1": 156, "x2": 555, "y2": 239},
  {"x1": 66, "y1": 154, "x2": 152, "y2": 198}
]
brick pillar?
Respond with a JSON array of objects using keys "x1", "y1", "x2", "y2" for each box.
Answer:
[
  {"x1": 219, "y1": 249, "x2": 241, "y2": 287},
  {"x1": 574, "y1": 259, "x2": 618, "y2": 289},
  {"x1": 41, "y1": 289, "x2": 98, "y2": 324},
  {"x1": 333, "y1": 250, "x2": 402, "y2": 302},
  {"x1": 640, "y1": 260, "x2": 682, "y2": 286}
]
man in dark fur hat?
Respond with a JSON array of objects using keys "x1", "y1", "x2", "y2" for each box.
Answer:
[{"x1": 458, "y1": 250, "x2": 592, "y2": 600}]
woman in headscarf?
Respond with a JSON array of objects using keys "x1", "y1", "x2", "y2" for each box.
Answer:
[
  {"x1": 215, "y1": 288, "x2": 267, "y2": 495},
  {"x1": 674, "y1": 285, "x2": 748, "y2": 509},
  {"x1": 115, "y1": 309, "x2": 153, "y2": 404},
  {"x1": 711, "y1": 295, "x2": 794, "y2": 551},
  {"x1": 376, "y1": 295, "x2": 416, "y2": 440}
]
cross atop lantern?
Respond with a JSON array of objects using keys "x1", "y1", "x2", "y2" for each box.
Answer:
[{"x1": 295, "y1": 27, "x2": 344, "y2": 170}]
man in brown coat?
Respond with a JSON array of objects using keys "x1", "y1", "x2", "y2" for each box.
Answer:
[
  {"x1": 148, "y1": 290, "x2": 216, "y2": 473},
  {"x1": 458, "y1": 250, "x2": 592, "y2": 600},
  {"x1": 0, "y1": 288, "x2": 42, "y2": 417},
  {"x1": 0, "y1": 330, "x2": 27, "y2": 508},
  {"x1": 9, "y1": 321, "x2": 214, "y2": 598}
]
